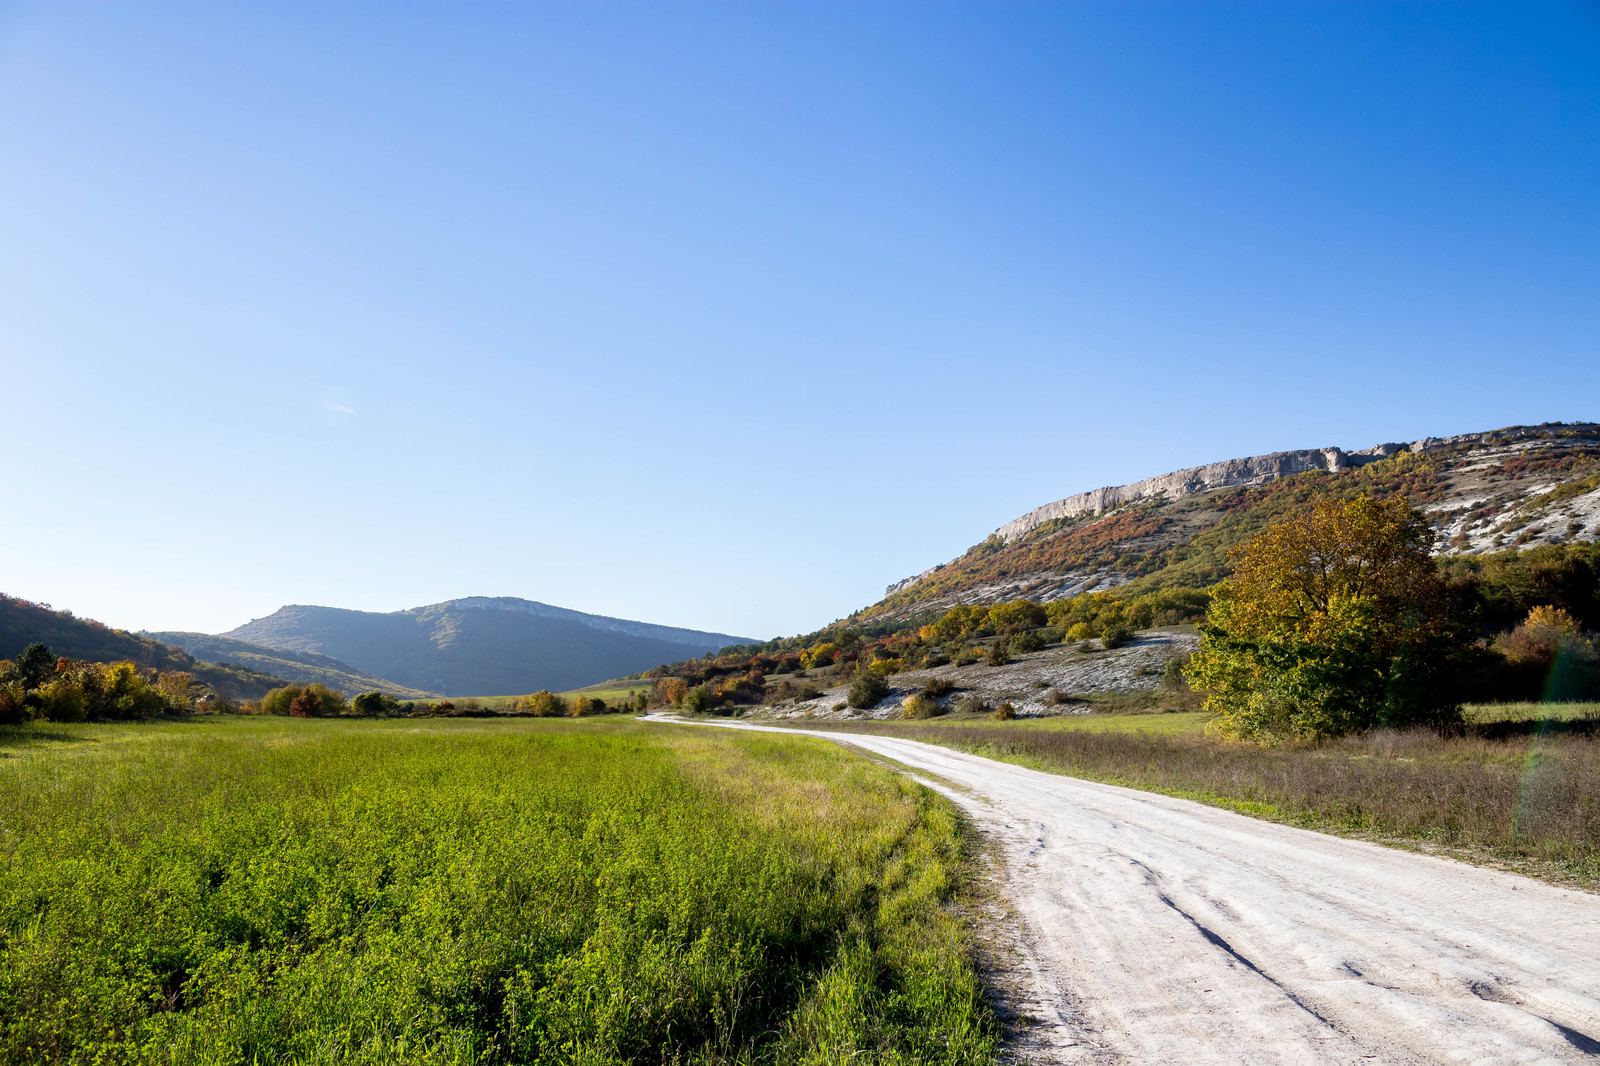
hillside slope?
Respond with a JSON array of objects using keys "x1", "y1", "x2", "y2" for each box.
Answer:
[
  {"x1": 868, "y1": 422, "x2": 1600, "y2": 621},
  {"x1": 147, "y1": 632, "x2": 434, "y2": 699},
  {"x1": 0, "y1": 595, "x2": 287, "y2": 699},
  {"x1": 225, "y1": 597, "x2": 752, "y2": 696}
]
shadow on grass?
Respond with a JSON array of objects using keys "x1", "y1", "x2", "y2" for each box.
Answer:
[{"x1": 0, "y1": 724, "x2": 98, "y2": 756}]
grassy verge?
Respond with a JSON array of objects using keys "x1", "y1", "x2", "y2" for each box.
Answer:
[
  {"x1": 789, "y1": 715, "x2": 1600, "y2": 887},
  {"x1": 0, "y1": 717, "x2": 996, "y2": 1065}
]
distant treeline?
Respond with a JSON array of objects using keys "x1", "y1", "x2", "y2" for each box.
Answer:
[{"x1": 249, "y1": 683, "x2": 643, "y2": 719}]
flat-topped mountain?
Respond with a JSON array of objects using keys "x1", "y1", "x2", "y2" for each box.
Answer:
[
  {"x1": 871, "y1": 422, "x2": 1600, "y2": 621},
  {"x1": 225, "y1": 597, "x2": 751, "y2": 696}
]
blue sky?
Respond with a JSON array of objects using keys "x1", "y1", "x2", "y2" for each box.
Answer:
[{"x1": 2, "y1": 2, "x2": 1597, "y2": 640}]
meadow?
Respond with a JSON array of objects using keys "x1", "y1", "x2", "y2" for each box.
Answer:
[
  {"x1": 0, "y1": 718, "x2": 996, "y2": 1066},
  {"x1": 796, "y1": 703, "x2": 1600, "y2": 885}
]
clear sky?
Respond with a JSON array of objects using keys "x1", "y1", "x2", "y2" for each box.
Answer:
[{"x1": 2, "y1": 2, "x2": 1597, "y2": 641}]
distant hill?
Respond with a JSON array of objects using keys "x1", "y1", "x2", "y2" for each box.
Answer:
[
  {"x1": 0, "y1": 595, "x2": 287, "y2": 699},
  {"x1": 147, "y1": 632, "x2": 433, "y2": 699},
  {"x1": 866, "y1": 422, "x2": 1600, "y2": 621},
  {"x1": 224, "y1": 597, "x2": 752, "y2": 696}
]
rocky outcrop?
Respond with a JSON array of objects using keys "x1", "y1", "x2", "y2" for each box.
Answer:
[{"x1": 993, "y1": 447, "x2": 1369, "y2": 544}]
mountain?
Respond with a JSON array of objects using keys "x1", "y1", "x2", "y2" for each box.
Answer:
[
  {"x1": 223, "y1": 597, "x2": 752, "y2": 696},
  {"x1": 0, "y1": 594, "x2": 288, "y2": 699},
  {"x1": 146, "y1": 632, "x2": 433, "y2": 699},
  {"x1": 867, "y1": 422, "x2": 1600, "y2": 621}
]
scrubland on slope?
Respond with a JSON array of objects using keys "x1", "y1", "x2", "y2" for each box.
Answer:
[{"x1": 0, "y1": 718, "x2": 995, "y2": 1066}]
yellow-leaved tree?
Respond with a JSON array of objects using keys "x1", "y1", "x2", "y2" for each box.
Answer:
[{"x1": 1186, "y1": 495, "x2": 1471, "y2": 742}]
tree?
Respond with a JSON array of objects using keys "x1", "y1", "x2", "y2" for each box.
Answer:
[
  {"x1": 1186, "y1": 495, "x2": 1470, "y2": 742},
  {"x1": 1491, "y1": 606, "x2": 1599, "y2": 702},
  {"x1": 352, "y1": 691, "x2": 400, "y2": 717},
  {"x1": 526, "y1": 690, "x2": 567, "y2": 717},
  {"x1": 13, "y1": 643, "x2": 56, "y2": 689}
]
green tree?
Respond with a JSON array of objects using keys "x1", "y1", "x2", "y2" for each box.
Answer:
[
  {"x1": 1187, "y1": 495, "x2": 1469, "y2": 742},
  {"x1": 13, "y1": 643, "x2": 56, "y2": 690}
]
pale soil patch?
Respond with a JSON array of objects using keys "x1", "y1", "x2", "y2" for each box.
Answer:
[{"x1": 756, "y1": 630, "x2": 1199, "y2": 721}]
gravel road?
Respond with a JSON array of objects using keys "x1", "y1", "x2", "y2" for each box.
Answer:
[{"x1": 660, "y1": 717, "x2": 1600, "y2": 1065}]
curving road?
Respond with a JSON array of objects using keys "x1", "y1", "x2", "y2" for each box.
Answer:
[{"x1": 659, "y1": 717, "x2": 1600, "y2": 1064}]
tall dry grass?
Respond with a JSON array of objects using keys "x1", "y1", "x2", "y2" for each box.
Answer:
[{"x1": 810, "y1": 719, "x2": 1600, "y2": 881}]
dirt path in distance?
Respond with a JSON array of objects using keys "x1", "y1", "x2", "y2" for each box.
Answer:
[{"x1": 657, "y1": 716, "x2": 1600, "y2": 1065}]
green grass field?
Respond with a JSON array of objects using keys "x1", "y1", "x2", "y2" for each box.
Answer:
[{"x1": 0, "y1": 718, "x2": 996, "y2": 1065}]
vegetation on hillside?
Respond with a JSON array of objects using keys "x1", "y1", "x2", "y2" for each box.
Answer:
[
  {"x1": 0, "y1": 595, "x2": 287, "y2": 698},
  {"x1": 0, "y1": 718, "x2": 996, "y2": 1065},
  {"x1": 867, "y1": 427, "x2": 1600, "y2": 621},
  {"x1": 639, "y1": 548, "x2": 1595, "y2": 721},
  {"x1": 0, "y1": 643, "x2": 205, "y2": 724}
]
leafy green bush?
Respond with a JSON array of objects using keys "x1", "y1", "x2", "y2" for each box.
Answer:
[
  {"x1": 682, "y1": 685, "x2": 712, "y2": 713},
  {"x1": 1011, "y1": 629, "x2": 1046, "y2": 654},
  {"x1": 350, "y1": 691, "x2": 401, "y2": 716},
  {"x1": 1100, "y1": 625, "x2": 1133, "y2": 650},
  {"x1": 986, "y1": 641, "x2": 1011, "y2": 667},
  {"x1": 847, "y1": 673, "x2": 891, "y2": 709},
  {"x1": 900, "y1": 693, "x2": 939, "y2": 719},
  {"x1": 261, "y1": 682, "x2": 348, "y2": 718}
]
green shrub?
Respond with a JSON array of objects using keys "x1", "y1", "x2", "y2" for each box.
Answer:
[
  {"x1": 262, "y1": 683, "x2": 347, "y2": 718},
  {"x1": 921, "y1": 677, "x2": 955, "y2": 700},
  {"x1": 986, "y1": 641, "x2": 1011, "y2": 667},
  {"x1": 351, "y1": 691, "x2": 400, "y2": 717},
  {"x1": 1100, "y1": 625, "x2": 1133, "y2": 650},
  {"x1": 847, "y1": 673, "x2": 890, "y2": 709},
  {"x1": 1011, "y1": 630, "x2": 1046, "y2": 654},
  {"x1": 682, "y1": 686, "x2": 712, "y2": 714},
  {"x1": 900, "y1": 693, "x2": 939, "y2": 719}
]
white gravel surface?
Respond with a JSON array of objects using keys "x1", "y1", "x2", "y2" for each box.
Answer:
[{"x1": 659, "y1": 717, "x2": 1600, "y2": 1065}]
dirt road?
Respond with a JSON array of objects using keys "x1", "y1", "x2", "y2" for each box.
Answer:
[{"x1": 661, "y1": 718, "x2": 1600, "y2": 1064}]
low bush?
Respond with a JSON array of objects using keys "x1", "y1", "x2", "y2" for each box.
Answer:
[
  {"x1": 1100, "y1": 624, "x2": 1134, "y2": 650},
  {"x1": 263, "y1": 682, "x2": 348, "y2": 718},
  {"x1": 1011, "y1": 629, "x2": 1047, "y2": 653},
  {"x1": 900, "y1": 693, "x2": 939, "y2": 720},
  {"x1": 1066, "y1": 622, "x2": 1094, "y2": 642},
  {"x1": 986, "y1": 641, "x2": 1011, "y2": 667},
  {"x1": 847, "y1": 672, "x2": 891, "y2": 709},
  {"x1": 921, "y1": 677, "x2": 955, "y2": 700},
  {"x1": 351, "y1": 691, "x2": 401, "y2": 717},
  {"x1": 956, "y1": 695, "x2": 990, "y2": 716},
  {"x1": 991, "y1": 702, "x2": 1017, "y2": 720}
]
